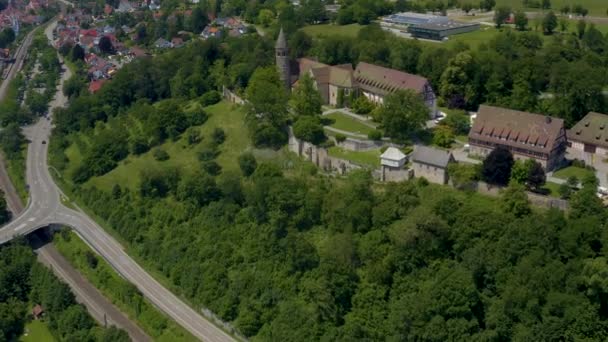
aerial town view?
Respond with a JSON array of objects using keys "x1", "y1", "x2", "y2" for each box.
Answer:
[{"x1": 1, "y1": 0, "x2": 608, "y2": 341}]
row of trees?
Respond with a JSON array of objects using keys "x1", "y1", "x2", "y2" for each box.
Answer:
[{"x1": 0, "y1": 239, "x2": 129, "y2": 341}]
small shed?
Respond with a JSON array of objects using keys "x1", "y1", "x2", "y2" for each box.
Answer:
[
  {"x1": 32, "y1": 304, "x2": 44, "y2": 320},
  {"x1": 381, "y1": 147, "x2": 407, "y2": 168},
  {"x1": 411, "y1": 145, "x2": 455, "y2": 184}
]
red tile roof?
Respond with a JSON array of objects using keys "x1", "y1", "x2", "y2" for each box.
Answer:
[{"x1": 88, "y1": 79, "x2": 107, "y2": 93}]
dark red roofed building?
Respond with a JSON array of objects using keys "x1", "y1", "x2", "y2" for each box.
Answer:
[
  {"x1": 468, "y1": 105, "x2": 567, "y2": 171},
  {"x1": 88, "y1": 79, "x2": 107, "y2": 93}
]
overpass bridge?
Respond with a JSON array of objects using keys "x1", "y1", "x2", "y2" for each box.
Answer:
[{"x1": 0, "y1": 22, "x2": 235, "y2": 342}]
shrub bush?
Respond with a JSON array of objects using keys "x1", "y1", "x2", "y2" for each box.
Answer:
[
  {"x1": 153, "y1": 148, "x2": 170, "y2": 161},
  {"x1": 367, "y1": 129, "x2": 383, "y2": 141},
  {"x1": 199, "y1": 90, "x2": 222, "y2": 107}
]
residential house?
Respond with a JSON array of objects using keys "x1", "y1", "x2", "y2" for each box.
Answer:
[
  {"x1": 411, "y1": 145, "x2": 455, "y2": 185},
  {"x1": 171, "y1": 37, "x2": 184, "y2": 48},
  {"x1": 200, "y1": 26, "x2": 221, "y2": 39},
  {"x1": 468, "y1": 105, "x2": 567, "y2": 171},
  {"x1": 567, "y1": 112, "x2": 608, "y2": 163},
  {"x1": 154, "y1": 37, "x2": 172, "y2": 48}
]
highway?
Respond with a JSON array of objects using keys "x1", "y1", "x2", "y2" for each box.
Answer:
[{"x1": 0, "y1": 19, "x2": 235, "y2": 342}]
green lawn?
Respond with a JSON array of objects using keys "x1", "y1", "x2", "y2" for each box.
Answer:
[
  {"x1": 542, "y1": 181, "x2": 563, "y2": 198},
  {"x1": 86, "y1": 101, "x2": 248, "y2": 192},
  {"x1": 20, "y1": 320, "x2": 55, "y2": 342},
  {"x1": 442, "y1": 26, "x2": 501, "y2": 49},
  {"x1": 325, "y1": 112, "x2": 377, "y2": 136},
  {"x1": 553, "y1": 165, "x2": 594, "y2": 180},
  {"x1": 301, "y1": 23, "x2": 363, "y2": 38},
  {"x1": 328, "y1": 146, "x2": 381, "y2": 167},
  {"x1": 496, "y1": 0, "x2": 608, "y2": 17},
  {"x1": 53, "y1": 230, "x2": 196, "y2": 342}
]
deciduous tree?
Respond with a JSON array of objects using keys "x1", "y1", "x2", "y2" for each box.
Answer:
[
  {"x1": 377, "y1": 89, "x2": 428, "y2": 142},
  {"x1": 481, "y1": 146, "x2": 514, "y2": 186}
]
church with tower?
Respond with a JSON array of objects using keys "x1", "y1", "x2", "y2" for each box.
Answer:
[{"x1": 275, "y1": 28, "x2": 438, "y2": 117}]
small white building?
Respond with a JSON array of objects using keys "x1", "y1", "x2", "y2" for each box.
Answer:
[{"x1": 380, "y1": 147, "x2": 411, "y2": 181}]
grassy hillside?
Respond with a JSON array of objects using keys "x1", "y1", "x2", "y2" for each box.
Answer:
[{"x1": 64, "y1": 101, "x2": 249, "y2": 192}]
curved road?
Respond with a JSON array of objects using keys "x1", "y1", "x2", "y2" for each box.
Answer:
[{"x1": 0, "y1": 23, "x2": 235, "y2": 342}]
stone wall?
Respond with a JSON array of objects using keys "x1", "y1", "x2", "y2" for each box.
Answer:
[
  {"x1": 222, "y1": 86, "x2": 245, "y2": 105},
  {"x1": 336, "y1": 137, "x2": 384, "y2": 152},
  {"x1": 288, "y1": 132, "x2": 363, "y2": 175},
  {"x1": 474, "y1": 181, "x2": 569, "y2": 210}
]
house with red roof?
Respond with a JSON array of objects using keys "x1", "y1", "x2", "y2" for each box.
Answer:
[{"x1": 88, "y1": 79, "x2": 107, "y2": 93}]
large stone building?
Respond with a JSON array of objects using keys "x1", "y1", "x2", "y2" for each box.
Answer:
[
  {"x1": 468, "y1": 105, "x2": 567, "y2": 171},
  {"x1": 276, "y1": 31, "x2": 437, "y2": 117},
  {"x1": 567, "y1": 111, "x2": 608, "y2": 162}
]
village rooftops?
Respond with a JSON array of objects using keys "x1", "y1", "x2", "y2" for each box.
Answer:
[
  {"x1": 567, "y1": 112, "x2": 608, "y2": 149},
  {"x1": 411, "y1": 145, "x2": 454, "y2": 168},
  {"x1": 354, "y1": 62, "x2": 429, "y2": 96},
  {"x1": 469, "y1": 105, "x2": 565, "y2": 155}
]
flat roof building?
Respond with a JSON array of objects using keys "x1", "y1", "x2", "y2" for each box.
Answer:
[
  {"x1": 408, "y1": 21, "x2": 480, "y2": 40},
  {"x1": 382, "y1": 12, "x2": 450, "y2": 26}
]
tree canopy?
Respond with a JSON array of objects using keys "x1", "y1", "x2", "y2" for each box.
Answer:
[{"x1": 377, "y1": 89, "x2": 428, "y2": 141}]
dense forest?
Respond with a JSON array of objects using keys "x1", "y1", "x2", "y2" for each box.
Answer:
[
  {"x1": 45, "y1": 11, "x2": 608, "y2": 340},
  {"x1": 0, "y1": 237, "x2": 129, "y2": 341}
]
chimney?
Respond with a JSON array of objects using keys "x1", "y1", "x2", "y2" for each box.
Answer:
[{"x1": 545, "y1": 116, "x2": 552, "y2": 124}]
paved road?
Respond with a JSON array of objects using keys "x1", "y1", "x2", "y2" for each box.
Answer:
[
  {"x1": 0, "y1": 20, "x2": 235, "y2": 342},
  {"x1": 0, "y1": 28, "x2": 37, "y2": 215},
  {"x1": 32, "y1": 233, "x2": 151, "y2": 342}
]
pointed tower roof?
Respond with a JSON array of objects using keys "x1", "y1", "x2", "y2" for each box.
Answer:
[{"x1": 275, "y1": 27, "x2": 287, "y2": 49}]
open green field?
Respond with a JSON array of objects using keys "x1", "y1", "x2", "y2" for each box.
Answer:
[
  {"x1": 79, "y1": 101, "x2": 248, "y2": 192},
  {"x1": 53, "y1": 230, "x2": 196, "y2": 342},
  {"x1": 328, "y1": 146, "x2": 381, "y2": 167},
  {"x1": 301, "y1": 23, "x2": 363, "y2": 38},
  {"x1": 496, "y1": 0, "x2": 608, "y2": 17},
  {"x1": 325, "y1": 112, "x2": 377, "y2": 136},
  {"x1": 442, "y1": 26, "x2": 501, "y2": 48},
  {"x1": 553, "y1": 165, "x2": 595, "y2": 180},
  {"x1": 20, "y1": 320, "x2": 55, "y2": 342}
]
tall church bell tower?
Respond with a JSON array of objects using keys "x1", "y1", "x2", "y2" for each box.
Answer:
[{"x1": 275, "y1": 28, "x2": 290, "y2": 92}]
